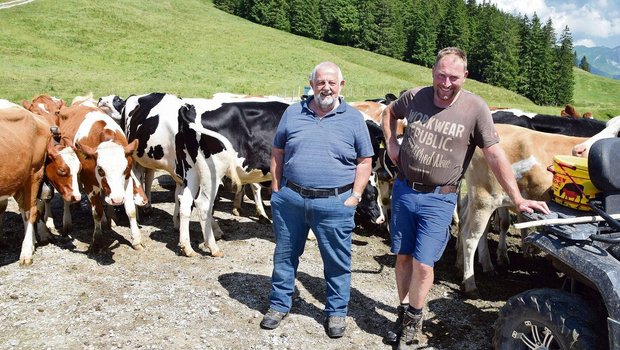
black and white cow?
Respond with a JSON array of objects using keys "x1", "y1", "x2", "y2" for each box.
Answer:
[
  {"x1": 97, "y1": 93, "x2": 240, "y2": 257},
  {"x1": 99, "y1": 93, "x2": 387, "y2": 238},
  {"x1": 491, "y1": 109, "x2": 606, "y2": 137}
]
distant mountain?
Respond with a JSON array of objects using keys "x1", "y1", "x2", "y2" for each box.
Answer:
[{"x1": 574, "y1": 45, "x2": 620, "y2": 80}]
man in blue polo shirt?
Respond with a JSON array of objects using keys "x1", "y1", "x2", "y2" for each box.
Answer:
[{"x1": 260, "y1": 61, "x2": 373, "y2": 338}]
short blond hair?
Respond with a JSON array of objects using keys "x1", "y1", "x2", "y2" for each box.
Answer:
[{"x1": 435, "y1": 47, "x2": 467, "y2": 70}]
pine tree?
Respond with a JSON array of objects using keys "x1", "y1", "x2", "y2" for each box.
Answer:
[
  {"x1": 437, "y1": 0, "x2": 469, "y2": 52},
  {"x1": 405, "y1": 0, "x2": 442, "y2": 67},
  {"x1": 366, "y1": 0, "x2": 406, "y2": 59},
  {"x1": 212, "y1": 0, "x2": 239, "y2": 14},
  {"x1": 319, "y1": 0, "x2": 360, "y2": 46},
  {"x1": 555, "y1": 26, "x2": 574, "y2": 105},
  {"x1": 245, "y1": 0, "x2": 290, "y2": 32},
  {"x1": 289, "y1": 0, "x2": 321, "y2": 39},
  {"x1": 520, "y1": 14, "x2": 555, "y2": 105},
  {"x1": 580, "y1": 56, "x2": 591, "y2": 72},
  {"x1": 516, "y1": 15, "x2": 533, "y2": 97},
  {"x1": 573, "y1": 51, "x2": 579, "y2": 66}
]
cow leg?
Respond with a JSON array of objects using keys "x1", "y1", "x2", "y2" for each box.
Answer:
[
  {"x1": 495, "y1": 208, "x2": 511, "y2": 267},
  {"x1": 88, "y1": 194, "x2": 106, "y2": 253},
  {"x1": 104, "y1": 204, "x2": 118, "y2": 229},
  {"x1": 35, "y1": 198, "x2": 52, "y2": 244},
  {"x1": 232, "y1": 185, "x2": 243, "y2": 217},
  {"x1": 177, "y1": 186, "x2": 198, "y2": 257},
  {"x1": 62, "y1": 200, "x2": 73, "y2": 236},
  {"x1": 249, "y1": 183, "x2": 271, "y2": 223},
  {"x1": 460, "y1": 205, "x2": 495, "y2": 299},
  {"x1": 124, "y1": 177, "x2": 144, "y2": 250},
  {"x1": 19, "y1": 209, "x2": 37, "y2": 266},
  {"x1": 44, "y1": 199, "x2": 55, "y2": 232},
  {"x1": 475, "y1": 219, "x2": 495, "y2": 275},
  {"x1": 19, "y1": 185, "x2": 40, "y2": 266},
  {"x1": 194, "y1": 194, "x2": 223, "y2": 257},
  {"x1": 173, "y1": 183, "x2": 182, "y2": 230},
  {"x1": 133, "y1": 165, "x2": 151, "y2": 218},
  {"x1": 40, "y1": 182, "x2": 55, "y2": 232},
  {"x1": 0, "y1": 198, "x2": 7, "y2": 237}
]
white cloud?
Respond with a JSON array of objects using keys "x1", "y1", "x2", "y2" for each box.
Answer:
[
  {"x1": 574, "y1": 39, "x2": 596, "y2": 47},
  {"x1": 481, "y1": 0, "x2": 620, "y2": 47}
]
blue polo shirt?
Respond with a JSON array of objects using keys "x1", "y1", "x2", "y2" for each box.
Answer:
[{"x1": 273, "y1": 96, "x2": 374, "y2": 188}]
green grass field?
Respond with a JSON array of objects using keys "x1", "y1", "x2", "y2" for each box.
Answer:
[{"x1": 1, "y1": 0, "x2": 618, "y2": 119}]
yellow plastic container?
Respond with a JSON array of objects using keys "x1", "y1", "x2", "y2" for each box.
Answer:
[{"x1": 550, "y1": 155, "x2": 600, "y2": 211}]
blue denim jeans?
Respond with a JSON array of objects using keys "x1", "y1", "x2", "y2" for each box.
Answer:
[{"x1": 267, "y1": 185, "x2": 356, "y2": 317}]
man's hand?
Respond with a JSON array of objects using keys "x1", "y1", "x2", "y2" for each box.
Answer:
[
  {"x1": 386, "y1": 140, "x2": 400, "y2": 166},
  {"x1": 516, "y1": 199, "x2": 550, "y2": 215}
]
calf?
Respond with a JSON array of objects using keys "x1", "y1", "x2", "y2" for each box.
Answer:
[
  {"x1": 458, "y1": 119, "x2": 620, "y2": 297},
  {"x1": 470, "y1": 111, "x2": 611, "y2": 271},
  {"x1": 458, "y1": 125, "x2": 586, "y2": 297},
  {"x1": 0, "y1": 100, "x2": 53, "y2": 265},
  {"x1": 57, "y1": 104, "x2": 143, "y2": 252},
  {"x1": 22, "y1": 95, "x2": 82, "y2": 235}
]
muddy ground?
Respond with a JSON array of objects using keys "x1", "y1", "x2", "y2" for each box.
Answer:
[{"x1": 0, "y1": 172, "x2": 559, "y2": 350}]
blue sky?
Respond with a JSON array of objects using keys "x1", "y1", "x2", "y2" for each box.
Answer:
[{"x1": 481, "y1": 0, "x2": 620, "y2": 48}]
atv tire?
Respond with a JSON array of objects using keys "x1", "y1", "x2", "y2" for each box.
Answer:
[{"x1": 493, "y1": 288, "x2": 601, "y2": 349}]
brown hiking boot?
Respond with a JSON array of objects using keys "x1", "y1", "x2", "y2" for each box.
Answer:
[
  {"x1": 384, "y1": 305, "x2": 408, "y2": 344},
  {"x1": 397, "y1": 310, "x2": 423, "y2": 349}
]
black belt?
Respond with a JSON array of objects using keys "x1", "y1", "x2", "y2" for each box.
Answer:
[
  {"x1": 285, "y1": 180, "x2": 353, "y2": 198},
  {"x1": 397, "y1": 174, "x2": 457, "y2": 194}
]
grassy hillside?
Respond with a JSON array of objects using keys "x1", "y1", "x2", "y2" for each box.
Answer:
[{"x1": 1, "y1": 0, "x2": 618, "y2": 119}]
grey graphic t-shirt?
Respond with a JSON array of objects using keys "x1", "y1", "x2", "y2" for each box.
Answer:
[{"x1": 392, "y1": 87, "x2": 499, "y2": 186}]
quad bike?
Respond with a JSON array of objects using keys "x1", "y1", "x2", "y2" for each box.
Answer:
[{"x1": 493, "y1": 138, "x2": 620, "y2": 350}]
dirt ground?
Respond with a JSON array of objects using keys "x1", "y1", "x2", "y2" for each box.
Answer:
[{"x1": 0, "y1": 172, "x2": 559, "y2": 350}]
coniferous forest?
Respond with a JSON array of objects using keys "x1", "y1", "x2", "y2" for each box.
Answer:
[{"x1": 213, "y1": 0, "x2": 577, "y2": 106}]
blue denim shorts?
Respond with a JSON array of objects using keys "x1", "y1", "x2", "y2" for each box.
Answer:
[{"x1": 389, "y1": 178, "x2": 457, "y2": 266}]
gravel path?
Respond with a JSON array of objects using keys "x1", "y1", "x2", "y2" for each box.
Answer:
[{"x1": 0, "y1": 172, "x2": 558, "y2": 349}]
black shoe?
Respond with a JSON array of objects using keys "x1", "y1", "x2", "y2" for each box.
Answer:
[
  {"x1": 398, "y1": 311, "x2": 424, "y2": 349},
  {"x1": 325, "y1": 316, "x2": 347, "y2": 338},
  {"x1": 260, "y1": 308, "x2": 288, "y2": 330},
  {"x1": 384, "y1": 304, "x2": 408, "y2": 344}
]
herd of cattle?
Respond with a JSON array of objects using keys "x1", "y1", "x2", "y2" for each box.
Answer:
[{"x1": 1, "y1": 92, "x2": 620, "y2": 299}]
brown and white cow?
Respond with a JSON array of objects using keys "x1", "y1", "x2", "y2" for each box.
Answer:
[
  {"x1": 22, "y1": 95, "x2": 82, "y2": 235},
  {"x1": 56, "y1": 104, "x2": 143, "y2": 252},
  {"x1": 0, "y1": 100, "x2": 54, "y2": 265},
  {"x1": 458, "y1": 117, "x2": 620, "y2": 297}
]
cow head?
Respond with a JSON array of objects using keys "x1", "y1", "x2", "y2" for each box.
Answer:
[
  {"x1": 45, "y1": 133, "x2": 82, "y2": 203},
  {"x1": 77, "y1": 133, "x2": 139, "y2": 206},
  {"x1": 22, "y1": 94, "x2": 65, "y2": 124},
  {"x1": 97, "y1": 95, "x2": 126, "y2": 122},
  {"x1": 355, "y1": 174, "x2": 387, "y2": 232}
]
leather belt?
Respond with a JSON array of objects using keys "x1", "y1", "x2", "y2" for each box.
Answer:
[
  {"x1": 286, "y1": 180, "x2": 353, "y2": 198},
  {"x1": 397, "y1": 174, "x2": 457, "y2": 194}
]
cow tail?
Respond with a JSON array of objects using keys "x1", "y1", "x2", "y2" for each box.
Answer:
[{"x1": 187, "y1": 122, "x2": 242, "y2": 189}]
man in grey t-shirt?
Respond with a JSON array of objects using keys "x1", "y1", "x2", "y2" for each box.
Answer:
[{"x1": 381, "y1": 47, "x2": 549, "y2": 348}]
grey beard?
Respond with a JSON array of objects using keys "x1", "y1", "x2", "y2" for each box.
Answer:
[{"x1": 316, "y1": 94, "x2": 336, "y2": 109}]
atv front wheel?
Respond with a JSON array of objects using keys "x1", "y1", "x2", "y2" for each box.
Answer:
[{"x1": 493, "y1": 288, "x2": 601, "y2": 349}]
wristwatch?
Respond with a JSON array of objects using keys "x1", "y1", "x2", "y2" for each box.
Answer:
[{"x1": 351, "y1": 191, "x2": 362, "y2": 201}]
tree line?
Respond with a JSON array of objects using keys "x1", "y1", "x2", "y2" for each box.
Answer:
[{"x1": 213, "y1": 0, "x2": 577, "y2": 106}]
